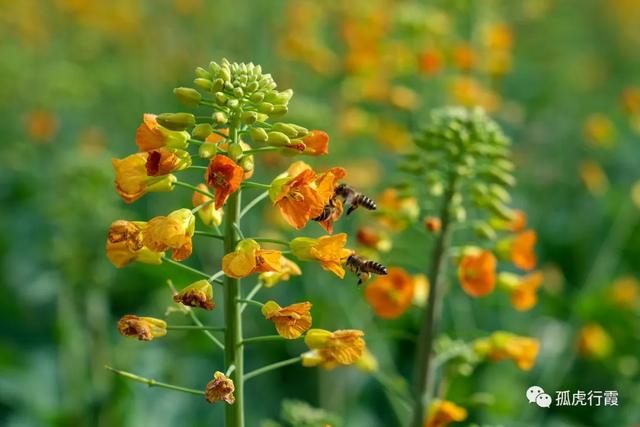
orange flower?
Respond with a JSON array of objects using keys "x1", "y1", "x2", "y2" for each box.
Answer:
[
  {"x1": 316, "y1": 198, "x2": 344, "y2": 234},
  {"x1": 302, "y1": 329, "x2": 365, "y2": 369},
  {"x1": 290, "y1": 233, "x2": 353, "y2": 278},
  {"x1": 474, "y1": 332, "x2": 540, "y2": 371},
  {"x1": 25, "y1": 109, "x2": 58, "y2": 142},
  {"x1": 365, "y1": 268, "x2": 415, "y2": 319},
  {"x1": 222, "y1": 239, "x2": 282, "y2": 279},
  {"x1": 577, "y1": 323, "x2": 613, "y2": 359},
  {"x1": 117, "y1": 315, "x2": 167, "y2": 341},
  {"x1": 106, "y1": 220, "x2": 163, "y2": 268},
  {"x1": 145, "y1": 148, "x2": 191, "y2": 176},
  {"x1": 143, "y1": 209, "x2": 195, "y2": 261},
  {"x1": 458, "y1": 250, "x2": 497, "y2": 297},
  {"x1": 192, "y1": 183, "x2": 224, "y2": 226},
  {"x1": 262, "y1": 300, "x2": 312, "y2": 339},
  {"x1": 511, "y1": 272, "x2": 543, "y2": 311},
  {"x1": 135, "y1": 113, "x2": 189, "y2": 152},
  {"x1": 453, "y1": 43, "x2": 476, "y2": 71},
  {"x1": 424, "y1": 400, "x2": 468, "y2": 427},
  {"x1": 418, "y1": 48, "x2": 443, "y2": 76},
  {"x1": 173, "y1": 280, "x2": 214, "y2": 310},
  {"x1": 511, "y1": 230, "x2": 537, "y2": 271},
  {"x1": 205, "y1": 371, "x2": 235, "y2": 405},
  {"x1": 302, "y1": 130, "x2": 330, "y2": 156},
  {"x1": 424, "y1": 217, "x2": 442, "y2": 233},
  {"x1": 112, "y1": 153, "x2": 176, "y2": 203},
  {"x1": 376, "y1": 188, "x2": 419, "y2": 231},
  {"x1": 206, "y1": 154, "x2": 244, "y2": 209},
  {"x1": 356, "y1": 226, "x2": 392, "y2": 252},
  {"x1": 259, "y1": 257, "x2": 302, "y2": 288}
]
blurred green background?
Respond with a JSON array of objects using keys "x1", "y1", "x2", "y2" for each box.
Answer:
[{"x1": 1, "y1": 0, "x2": 639, "y2": 426}]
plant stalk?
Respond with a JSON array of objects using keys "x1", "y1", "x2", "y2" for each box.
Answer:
[{"x1": 411, "y1": 175, "x2": 456, "y2": 427}]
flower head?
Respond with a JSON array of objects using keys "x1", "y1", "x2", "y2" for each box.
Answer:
[
  {"x1": 610, "y1": 276, "x2": 639, "y2": 309},
  {"x1": 290, "y1": 233, "x2": 353, "y2": 278},
  {"x1": 173, "y1": 280, "x2": 214, "y2": 310},
  {"x1": 262, "y1": 300, "x2": 312, "y2": 339},
  {"x1": 145, "y1": 148, "x2": 191, "y2": 176},
  {"x1": 302, "y1": 130, "x2": 330, "y2": 156},
  {"x1": 474, "y1": 331, "x2": 539, "y2": 371},
  {"x1": 424, "y1": 400, "x2": 468, "y2": 427},
  {"x1": 302, "y1": 329, "x2": 365, "y2": 369},
  {"x1": 135, "y1": 113, "x2": 190, "y2": 152},
  {"x1": 143, "y1": 209, "x2": 195, "y2": 261},
  {"x1": 117, "y1": 315, "x2": 167, "y2": 341},
  {"x1": 205, "y1": 154, "x2": 244, "y2": 209},
  {"x1": 112, "y1": 153, "x2": 176, "y2": 203},
  {"x1": 498, "y1": 271, "x2": 544, "y2": 311},
  {"x1": 511, "y1": 230, "x2": 537, "y2": 271},
  {"x1": 259, "y1": 257, "x2": 302, "y2": 288},
  {"x1": 458, "y1": 250, "x2": 497, "y2": 297},
  {"x1": 222, "y1": 239, "x2": 282, "y2": 279},
  {"x1": 106, "y1": 220, "x2": 163, "y2": 268},
  {"x1": 192, "y1": 183, "x2": 224, "y2": 226},
  {"x1": 205, "y1": 371, "x2": 235, "y2": 405},
  {"x1": 365, "y1": 268, "x2": 415, "y2": 319},
  {"x1": 577, "y1": 323, "x2": 613, "y2": 359}
]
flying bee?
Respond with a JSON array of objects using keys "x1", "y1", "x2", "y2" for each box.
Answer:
[
  {"x1": 312, "y1": 196, "x2": 340, "y2": 222},
  {"x1": 334, "y1": 183, "x2": 377, "y2": 215},
  {"x1": 346, "y1": 254, "x2": 388, "y2": 285}
]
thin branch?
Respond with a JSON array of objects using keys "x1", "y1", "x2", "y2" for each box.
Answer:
[
  {"x1": 244, "y1": 356, "x2": 302, "y2": 382},
  {"x1": 162, "y1": 257, "x2": 209, "y2": 280},
  {"x1": 241, "y1": 181, "x2": 271, "y2": 190},
  {"x1": 166, "y1": 325, "x2": 226, "y2": 331},
  {"x1": 243, "y1": 237, "x2": 289, "y2": 246},
  {"x1": 194, "y1": 230, "x2": 224, "y2": 240},
  {"x1": 174, "y1": 181, "x2": 214, "y2": 198},
  {"x1": 241, "y1": 335, "x2": 288, "y2": 345},
  {"x1": 240, "y1": 283, "x2": 263, "y2": 313},
  {"x1": 240, "y1": 191, "x2": 269, "y2": 219},
  {"x1": 208, "y1": 270, "x2": 225, "y2": 284},
  {"x1": 104, "y1": 365, "x2": 205, "y2": 396},
  {"x1": 236, "y1": 299, "x2": 264, "y2": 308},
  {"x1": 188, "y1": 310, "x2": 225, "y2": 350}
]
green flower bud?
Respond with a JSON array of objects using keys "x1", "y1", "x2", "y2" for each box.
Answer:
[
  {"x1": 233, "y1": 87, "x2": 244, "y2": 99},
  {"x1": 473, "y1": 221, "x2": 497, "y2": 240},
  {"x1": 289, "y1": 124, "x2": 309, "y2": 138},
  {"x1": 250, "y1": 92, "x2": 265, "y2": 103},
  {"x1": 241, "y1": 111, "x2": 257, "y2": 125},
  {"x1": 215, "y1": 92, "x2": 228, "y2": 106},
  {"x1": 227, "y1": 143, "x2": 243, "y2": 160},
  {"x1": 450, "y1": 205, "x2": 466, "y2": 222},
  {"x1": 212, "y1": 112, "x2": 227, "y2": 125},
  {"x1": 489, "y1": 185, "x2": 511, "y2": 204},
  {"x1": 192, "y1": 123, "x2": 213, "y2": 140},
  {"x1": 209, "y1": 61, "x2": 220, "y2": 76},
  {"x1": 194, "y1": 78, "x2": 213, "y2": 91},
  {"x1": 265, "y1": 89, "x2": 293, "y2": 105},
  {"x1": 488, "y1": 199, "x2": 516, "y2": 221},
  {"x1": 267, "y1": 131, "x2": 290, "y2": 146},
  {"x1": 487, "y1": 169, "x2": 516, "y2": 187},
  {"x1": 157, "y1": 113, "x2": 196, "y2": 131},
  {"x1": 195, "y1": 66, "x2": 211, "y2": 79},
  {"x1": 224, "y1": 81, "x2": 234, "y2": 91},
  {"x1": 227, "y1": 99, "x2": 239, "y2": 109},
  {"x1": 247, "y1": 81, "x2": 259, "y2": 92},
  {"x1": 258, "y1": 102, "x2": 274, "y2": 114},
  {"x1": 212, "y1": 78, "x2": 224, "y2": 92},
  {"x1": 271, "y1": 123, "x2": 298, "y2": 137},
  {"x1": 249, "y1": 127, "x2": 269, "y2": 143},
  {"x1": 199, "y1": 142, "x2": 217, "y2": 159},
  {"x1": 270, "y1": 105, "x2": 288, "y2": 118},
  {"x1": 173, "y1": 87, "x2": 202, "y2": 107},
  {"x1": 220, "y1": 67, "x2": 231, "y2": 82}
]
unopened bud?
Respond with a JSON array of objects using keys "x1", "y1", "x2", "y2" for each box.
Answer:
[
  {"x1": 270, "y1": 105, "x2": 288, "y2": 118},
  {"x1": 473, "y1": 221, "x2": 497, "y2": 240},
  {"x1": 488, "y1": 199, "x2": 516, "y2": 221},
  {"x1": 212, "y1": 78, "x2": 224, "y2": 92},
  {"x1": 289, "y1": 124, "x2": 309, "y2": 138},
  {"x1": 212, "y1": 112, "x2": 227, "y2": 125},
  {"x1": 250, "y1": 92, "x2": 265, "y2": 103},
  {"x1": 227, "y1": 99, "x2": 239, "y2": 109},
  {"x1": 194, "y1": 78, "x2": 213, "y2": 91},
  {"x1": 266, "y1": 89, "x2": 293, "y2": 105},
  {"x1": 271, "y1": 123, "x2": 298, "y2": 137},
  {"x1": 233, "y1": 87, "x2": 244, "y2": 99},
  {"x1": 220, "y1": 67, "x2": 231, "y2": 82},
  {"x1": 192, "y1": 123, "x2": 213, "y2": 140},
  {"x1": 173, "y1": 87, "x2": 202, "y2": 107},
  {"x1": 241, "y1": 111, "x2": 257, "y2": 125},
  {"x1": 195, "y1": 66, "x2": 211, "y2": 79},
  {"x1": 157, "y1": 113, "x2": 196, "y2": 131},
  {"x1": 267, "y1": 131, "x2": 290, "y2": 146},
  {"x1": 258, "y1": 102, "x2": 274, "y2": 114},
  {"x1": 249, "y1": 127, "x2": 269, "y2": 143},
  {"x1": 199, "y1": 142, "x2": 217, "y2": 159},
  {"x1": 227, "y1": 143, "x2": 243, "y2": 160}
]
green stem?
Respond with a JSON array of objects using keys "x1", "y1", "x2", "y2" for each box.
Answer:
[
  {"x1": 244, "y1": 357, "x2": 302, "y2": 382},
  {"x1": 188, "y1": 165, "x2": 208, "y2": 171},
  {"x1": 104, "y1": 365, "x2": 205, "y2": 396},
  {"x1": 174, "y1": 181, "x2": 214, "y2": 198},
  {"x1": 241, "y1": 181, "x2": 271, "y2": 190},
  {"x1": 242, "y1": 147, "x2": 280, "y2": 155},
  {"x1": 188, "y1": 138, "x2": 204, "y2": 145},
  {"x1": 244, "y1": 237, "x2": 289, "y2": 246},
  {"x1": 236, "y1": 299, "x2": 264, "y2": 308},
  {"x1": 240, "y1": 283, "x2": 263, "y2": 313},
  {"x1": 192, "y1": 199, "x2": 215, "y2": 214},
  {"x1": 188, "y1": 309, "x2": 224, "y2": 350},
  {"x1": 162, "y1": 257, "x2": 210, "y2": 280},
  {"x1": 411, "y1": 175, "x2": 457, "y2": 427},
  {"x1": 166, "y1": 325, "x2": 226, "y2": 331},
  {"x1": 241, "y1": 335, "x2": 287, "y2": 345},
  {"x1": 240, "y1": 191, "x2": 269, "y2": 219},
  {"x1": 194, "y1": 230, "x2": 224, "y2": 240},
  {"x1": 224, "y1": 120, "x2": 244, "y2": 427}
]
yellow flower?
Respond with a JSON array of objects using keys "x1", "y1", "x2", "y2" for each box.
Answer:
[
  {"x1": 290, "y1": 233, "x2": 353, "y2": 278},
  {"x1": 583, "y1": 113, "x2": 616, "y2": 148},
  {"x1": 135, "y1": 113, "x2": 190, "y2": 152},
  {"x1": 498, "y1": 271, "x2": 544, "y2": 311},
  {"x1": 302, "y1": 329, "x2": 365, "y2": 369},
  {"x1": 106, "y1": 220, "x2": 163, "y2": 268},
  {"x1": 580, "y1": 160, "x2": 609, "y2": 196},
  {"x1": 474, "y1": 331, "x2": 540, "y2": 371},
  {"x1": 259, "y1": 257, "x2": 302, "y2": 288},
  {"x1": 143, "y1": 209, "x2": 195, "y2": 261},
  {"x1": 610, "y1": 276, "x2": 639, "y2": 309},
  {"x1": 205, "y1": 371, "x2": 235, "y2": 405},
  {"x1": 424, "y1": 400, "x2": 468, "y2": 427},
  {"x1": 145, "y1": 147, "x2": 191, "y2": 176},
  {"x1": 173, "y1": 280, "x2": 214, "y2": 310},
  {"x1": 112, "y1": 153, "x2": 177, "y2": 203},
  {"x1": 222, "y1": 239, "x2": 282, "y2": 279},
  {"x1": 496, "y1": 230, "x2": 538, "y2": 271},
  {"x1": 192, "y1": 183, "x2": 223, "y2": 226},
  {"x1": 117, "y1": 315, "x2": 167, "y2": 341},
  {"x1": 262, "y1": 300, "x2": 312, "y2": 339},
  {"x1": 577, "y1": 323, "x2": 613, "y2": 359}
]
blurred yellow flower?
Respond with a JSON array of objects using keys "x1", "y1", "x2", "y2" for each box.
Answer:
[
  {"x1": 222, "y1": 239, "x2": 282, "y2": 279},
  {"x1": 583, "y1": 114, "x2": 616, "y2": 148},
  {"x1": 577, "y1": 323, "x2": 613, "y2": 359},
  {"x1": 290, "y1": 233, "x2": 353, "y2": 278},
  {"x1": 117, "y1": 315, "x2": 167, "y2": 341},
  {"x1": 205, "y1": 371, "x2": 235, "y2": 405},
  {"x1": 302, "y1": 329, "x2": 365, "y2": 369},
  {"x1": 143, "y1": 209, "x2": 195, "y2": 261},
  {"x1": 496, "y1": 230, "x2": 538, "y2": 271},
  {"x1": 579, "y1": 160, "x2": 609, "y2": 196},
  {"x1": 498, "y1": 271, "x2": 544, "y2": 311},
  {"x1": 376, "y1": 188, "x2": 419, "y2": 231},
  {"x1": 262, "y1": 300, "x2": 312, "y2": 339},
  {"x1": 259, "y1": 257, "x2": 302, "y2": 288},
  {"x1": 424, "y1": 400, "x2": 467, "y2": 427},
  {"x1": 610, "y1": 276, "x2": 639, "y2": 309},
  {"x1": 474, "y1": 331, "x2": 540, "y2": 370},
  {"x1": 365, "y1": 267, "x2": 415, "y2": 319},
  {"x1": 458, "y1": 250, "x2": 497, "y2": 297}
]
